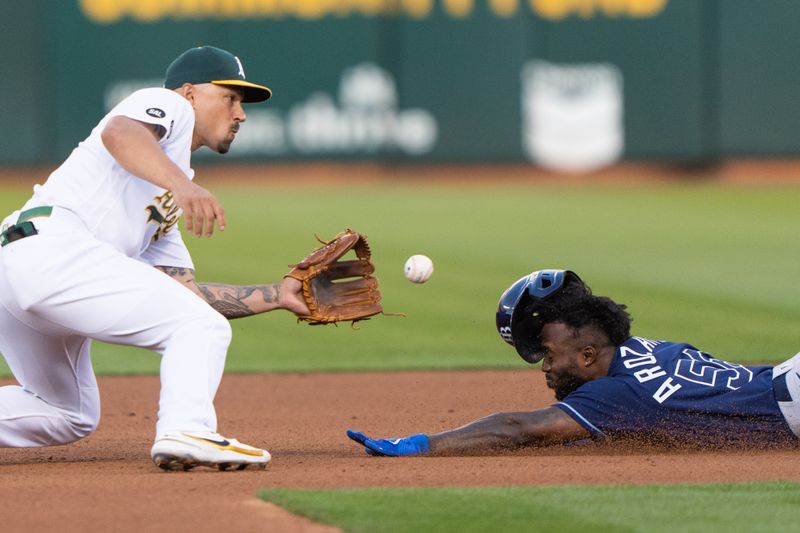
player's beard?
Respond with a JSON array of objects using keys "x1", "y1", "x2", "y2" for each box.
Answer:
[
  {"x1": 547, "y1": 373, "x2": 590, "y2": 401},
  {"x1": 217, "y1": 125, "x2": 238, "y2": 154},
  {"x1": 217, "y1": 134, "x2": 234, "y2": 154},
  {"x1": 217, "y1": 141, "x2": 231, "y2": 154}
]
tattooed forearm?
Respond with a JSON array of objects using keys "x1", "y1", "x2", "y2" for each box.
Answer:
[
  {"x1": 260, "y1": 285, "x2": 280, "y2": 304},
  {"x1": 199, "y1": 284, "x2": 258, "y2": 319},
  {"x1": 196, "y1": 284, "x2": 283, "y2": 319},
  {"x1": 154, "y1": 266, "x2": 287, "y2": 319}
]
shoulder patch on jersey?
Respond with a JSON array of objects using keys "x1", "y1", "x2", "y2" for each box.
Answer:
[{"x1": 146, "y1": 108, "x2": 166, "y2": 118}]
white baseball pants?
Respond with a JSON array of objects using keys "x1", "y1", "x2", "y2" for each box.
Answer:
[
  {"x1": 773, "y1": 351, "x2": 800, "y2": 437},
  {"x1": 0, "y1": 207, "x2": 230, "y2": 446}
]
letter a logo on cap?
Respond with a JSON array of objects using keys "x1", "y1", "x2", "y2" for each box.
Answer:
[{"x1": 235, "y1": 56, "x2": 245, "y2": 79}]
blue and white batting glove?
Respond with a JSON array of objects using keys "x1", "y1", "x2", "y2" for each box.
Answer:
[{"x1": 346, "y1": 429, "x2": 430, "y2": 456}]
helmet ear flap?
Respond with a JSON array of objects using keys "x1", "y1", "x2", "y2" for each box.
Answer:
[
  {"x1": 495, "y1": 269, "x2": 583, "y2": 364},
  {"x1": 511, "y1": 302, "x2": 545, "y2": 364}
]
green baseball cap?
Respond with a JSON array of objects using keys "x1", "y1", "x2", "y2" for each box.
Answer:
[{"x1": 164, "y1": 46, "x2": 271, "y2": 103}]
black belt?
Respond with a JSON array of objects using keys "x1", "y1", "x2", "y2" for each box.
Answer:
[
  {"x1": 774, "y1": 371, "x2": 792, "y2": 403},
  {"x1": 0, "y1": 206, "x2": 52, "y2": 247}
]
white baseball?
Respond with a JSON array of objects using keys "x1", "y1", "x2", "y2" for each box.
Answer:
[{"x1": 404, "y1": 255, "x2": 434, "y2": 283}]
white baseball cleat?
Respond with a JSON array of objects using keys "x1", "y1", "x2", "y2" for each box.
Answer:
[{"x1": 151, "y1": 431, "x2": 271, "y2": 471}]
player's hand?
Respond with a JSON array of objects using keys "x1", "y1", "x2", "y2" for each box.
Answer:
[
  {"x1": 279, "y1": 276, "x2": 310, "y2": 317},
  {"x1": 346, "y1": 429, "x2": 430, "y2": 456},
  {"x1": 171, "y1": 180, "x2": 226, "y2": 238}
]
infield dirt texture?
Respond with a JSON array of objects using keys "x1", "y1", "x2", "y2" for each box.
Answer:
[
  {"x1": 4, "y1": 372, "x2": 800, "y2": 532},
  {"x1": 1, "y1": 164, "x2": 800, "y2": 532}
]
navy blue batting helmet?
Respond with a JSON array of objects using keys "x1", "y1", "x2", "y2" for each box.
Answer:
[{"x1": 496, "y1": 270, "x2": 583, "y2": 364}]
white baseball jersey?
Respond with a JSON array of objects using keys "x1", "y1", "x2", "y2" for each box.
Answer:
[{"x1": 22, "y1": 88, "x2": 195, "y2": 268}]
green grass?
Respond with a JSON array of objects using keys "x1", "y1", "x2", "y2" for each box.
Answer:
[
  {"x1": 1, "y1": 179, "x2": 800, "y2": 375},
  {"x1": 259, "y1": 482, "x2": 800, "y2": 533}
]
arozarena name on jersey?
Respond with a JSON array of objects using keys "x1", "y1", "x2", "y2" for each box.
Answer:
[{"x1": 619, "y1": 337, "x2": 682, "y2": 404}]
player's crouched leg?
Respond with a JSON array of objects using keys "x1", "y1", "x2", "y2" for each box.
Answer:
[
  {"x1": 0, "y1": 384, "x2": 100, "y2": 447},
  {"x1": 151, "y1": 310, "x2": 270, "y2": 470},
  {"x1": 155, "y1": 306, "x2": 233, "y2": 437}
]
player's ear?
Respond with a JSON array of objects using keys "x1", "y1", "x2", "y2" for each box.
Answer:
[
  {"x1": 581, "y1": 345, "x2": 597, "y2": 367},
  {"x1": 181, "y1": 83, "x2": 196, "y2": 104}
]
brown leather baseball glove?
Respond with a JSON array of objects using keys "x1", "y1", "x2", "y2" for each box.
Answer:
[{"x1": 285, "y1": 229, "x2": 383, "y2": 325}]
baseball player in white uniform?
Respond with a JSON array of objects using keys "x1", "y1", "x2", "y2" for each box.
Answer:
[{"x1": 0, "y1": 46, "x2": 308, "y2": 471}]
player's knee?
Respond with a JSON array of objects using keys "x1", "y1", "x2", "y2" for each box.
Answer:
[
  {"x1": 161, "y1": 306, "x2": 232, "y2": 359},
  {"x1": 49, "y1": 408, "x2": 100, "y2": 444},
  {"x1": 66, "y1": 414, "x2": 100, "y2": 441},
  {"x1": 178, "y1": 307, "x2": 232, "y2": 347},
  {"x1": 60, "y1": 392, "x2": 101, "y2": 443},
  {"x1": 203, "y1": 309, "x2": 232, "y2": 346}
]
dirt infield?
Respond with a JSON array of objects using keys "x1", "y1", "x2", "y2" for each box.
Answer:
[{"x1": 2, "y1": 370, "x2": 799, "y2": 532}]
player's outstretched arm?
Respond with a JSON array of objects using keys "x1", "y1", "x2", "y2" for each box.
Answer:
[
  {"x1": 347, "y1": 406, "x2": 589, "y2": 456},
  {"x1": 155, "y1": 266, "x2": 309, "y2": 319},
  {"x1": 427, "y1": 407, "x2": 589, "y2": 453}
]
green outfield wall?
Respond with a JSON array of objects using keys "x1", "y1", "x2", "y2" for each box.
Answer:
[{"x1": 3, "y1": 0, "x2": 800, "y2": 169}]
